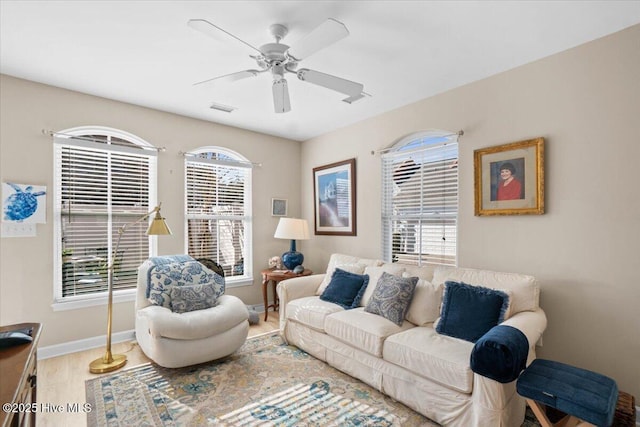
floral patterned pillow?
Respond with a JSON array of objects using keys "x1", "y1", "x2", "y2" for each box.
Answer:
[
  {"x1": 169, "y1": 283, "x2": 220, "y2": 313},
  {"x1": 147, "y1": 260, "x2": 224, "y2": 308}
]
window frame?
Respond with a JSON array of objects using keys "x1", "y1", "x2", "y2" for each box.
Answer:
[
  {"x1": 381, "y1": 130, "x2": 459, "y2": 266},
  {"x1": 52, "y1": 126, "x2": 158, "y2": 311},
  {"x1": 184, "y1": 146, "x2": 253, "y2": 287}
]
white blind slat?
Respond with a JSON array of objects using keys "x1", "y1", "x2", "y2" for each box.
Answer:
[
  {"x1": 185, "y1": 151, "x2": 251, "y2": 280},
  {"x1": 382, "y1": 134, "x2": 458, "y2": 266},
  {"x1": 56, "y1": 134, "x2": 156, "y2": 298}
]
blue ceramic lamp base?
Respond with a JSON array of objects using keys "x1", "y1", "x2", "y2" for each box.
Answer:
[{"x1": 282, "y1": 239, "x2": 304, "y2": 270}]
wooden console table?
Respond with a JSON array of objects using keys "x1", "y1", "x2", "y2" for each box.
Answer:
[
  {"x1": 261, "y1": 268, "x2": 312, "y2": 321},
  {"x1": 0, "y1": 322, "x2": 41, "y2": 427}
]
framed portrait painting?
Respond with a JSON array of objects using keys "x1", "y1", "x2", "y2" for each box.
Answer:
[
  {"x1": 474, "y1": 138, "x2": 545, "y2": 216},
  {"x1": 313, "y1": 158, "x2": 356, "y2": 235}
]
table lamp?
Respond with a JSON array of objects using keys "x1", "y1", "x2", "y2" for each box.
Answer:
[
  {"x1": 274, "y1": 218, "x2": 310, "y2": 270},
  {"x1": 89, "y1": 203, "x2": 172, "y2": 374}
]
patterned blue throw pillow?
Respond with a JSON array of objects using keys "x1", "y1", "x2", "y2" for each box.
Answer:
[
  {"x1": 169, "y1": 283, "x2": 220, "y2": 313},
  {"x1": 147, "y1": 260, "x2": 224, "y2": 308},
  {"x1": 364, "y1": 272, "x2": 419, "y2": 326}
]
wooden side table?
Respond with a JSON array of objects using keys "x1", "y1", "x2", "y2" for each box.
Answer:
[
  {"x1": 1, "y1": 322, "x2": 42, "y2": 427},
  {"x1": 261, "y1": 268, "x2": 312, "y2": 321}
]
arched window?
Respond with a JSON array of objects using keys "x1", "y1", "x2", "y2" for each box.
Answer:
[
  {"x1": 381, "y1": 130, "x2": 459, "y2": 266},
  {"x1": 185, "y1": 147, "x2": 253, "y2": 285},
  {"x1": 53, "y1": 127, "x2": 158, "y2": 307}
]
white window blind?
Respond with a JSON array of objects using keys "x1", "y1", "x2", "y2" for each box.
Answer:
[
  {"x1": 381, "y1": 133, "x2": 458, "y2": 266},
  {"x1": 185, "y1": 149, "x2": 252, "y2": 283},
  {"x1": 54, "y1": 133, "x2": 157, "y2": 300}
]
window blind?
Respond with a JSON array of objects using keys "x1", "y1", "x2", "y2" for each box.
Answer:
[
  {"x1": 185, "y1": 152, "x2": 252, "y2": 281},
  {"x1": 54, "y1": 136, "x2": 156, "y2": 299},
  {"x1": 381, "y1": 137, "x2": 458, "y2": 266}
]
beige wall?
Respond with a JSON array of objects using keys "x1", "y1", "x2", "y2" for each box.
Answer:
[
  {"x1": 301, "y1": 25, "x2": 640, "y2": 397},
  {"x1": 0, "y1": 75, "x2": 300, "y2": 346}
]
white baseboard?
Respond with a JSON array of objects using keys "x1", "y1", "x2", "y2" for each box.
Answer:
[{"x1": 38, "y1": 329, "x2": 135, "y2": 360}]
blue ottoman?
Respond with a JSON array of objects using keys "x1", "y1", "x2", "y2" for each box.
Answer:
[{"x1": 517, "y1": 359, "x2": 618, "y2": 427}]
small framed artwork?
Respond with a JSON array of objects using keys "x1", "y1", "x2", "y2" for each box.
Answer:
[
  {"x1": 474, "y1": 137, "x2": 545, "y2": 216},
  {"x1": 313, "y1": 158, "x2": 356, "y2": 236},
  {"x1": 271, "y1": 198, "x2": 288, "y2": 217}
]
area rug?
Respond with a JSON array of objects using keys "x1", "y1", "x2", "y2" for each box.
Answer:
[
  {"x1": 86, "y1": 332, "x2": 436, "y2": 426},
  {"x1": 86, "y1": 332, "x2": 541, "y2": 426}
]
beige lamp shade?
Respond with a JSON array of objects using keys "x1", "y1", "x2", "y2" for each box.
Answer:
[{"x1": 274, "y1": 218, "x2": 310, "y2": 240}]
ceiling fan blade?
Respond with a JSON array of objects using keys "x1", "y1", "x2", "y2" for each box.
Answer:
[
  {"x1": 286, "y1": 18, "x2": 349, "y2": 61},
  {"x1": 188, "y1": 19, "x2": 262, "y2": 55},
  {"x1": 194, "y1": 70, "x2": 260, "y2": 86},
  {"x1": 297, "y1": 68, "x2": 364, "y2": 100},
  {"x1": 272, "y1": 79, "x2": 291, "y2": 113}
]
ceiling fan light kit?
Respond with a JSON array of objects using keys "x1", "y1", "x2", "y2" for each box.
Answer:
[
  {"x1": 189, "y1": 17, "x2": 368, "y2": 113},
  {"x1": 272, "y1": 79, "x2": 291, "y2": 113}
]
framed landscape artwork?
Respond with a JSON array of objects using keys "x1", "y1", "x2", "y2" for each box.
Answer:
[
  {"x1": 313, "y1": 158, "x2": 356, "y2": 235},
  {"x1": 474, "y1": 137, "x2": 545, "y2": 216}
]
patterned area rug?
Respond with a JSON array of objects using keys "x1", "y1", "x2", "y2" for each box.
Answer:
[{"x1": 86, "y1": 332, "x2": 541, "y2": 426}]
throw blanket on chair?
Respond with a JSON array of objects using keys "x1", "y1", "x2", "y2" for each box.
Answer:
[
  {"x1": 470, "y1": 324, "x2": 529, "y2": 383},
  {"x1": 144, "y1": 255, "x2": 225, "y2": 306}
]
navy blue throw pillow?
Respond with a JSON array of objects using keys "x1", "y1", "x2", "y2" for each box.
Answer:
[
  {"x1": 319, "y1": 268, "x2": 370, "y2": 309},
  {"x1": 436, "y1": 281, "x2": 509, "y2": 343}
]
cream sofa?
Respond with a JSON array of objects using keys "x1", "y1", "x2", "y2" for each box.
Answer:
[{"x1": 278, "y1": 254, "x2": 547, "y2": 426}]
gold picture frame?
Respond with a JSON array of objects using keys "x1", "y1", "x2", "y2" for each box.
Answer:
[{"x1": 474, "y1": 137, "x2": 545, "y2": 216}]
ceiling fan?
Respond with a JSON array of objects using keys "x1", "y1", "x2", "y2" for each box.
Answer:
[{"x1": 188, "y1": 18, "x2": 368, "y2": 113}]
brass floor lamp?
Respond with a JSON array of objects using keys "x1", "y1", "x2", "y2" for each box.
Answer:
[{"x1": 89, "y1": 203, "x2": 172, "y2": 374}]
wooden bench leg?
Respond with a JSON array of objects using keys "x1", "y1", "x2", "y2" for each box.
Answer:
[{"x1": 526, "y1": 399, "x2": 596, "y2": 427}]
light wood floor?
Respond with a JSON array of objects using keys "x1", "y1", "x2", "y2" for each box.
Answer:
[{"x1": 36, "y1": 311, "x2": 280, "y2": 427}]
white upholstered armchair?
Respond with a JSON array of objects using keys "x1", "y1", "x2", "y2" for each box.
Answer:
[{"x1": 135, "y1": 255, "x2": 249, "y2": 368}]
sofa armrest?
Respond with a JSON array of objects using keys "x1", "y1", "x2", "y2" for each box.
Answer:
[
  {"x1": 500, "y1": 308, "x2": 547, "y2": 364},
  {"x1": 277, "y1": 273, "x2": 325, "y2": 334},
  {"x1": 470, "y1": 308, "x2": 547, "y2": 413}
]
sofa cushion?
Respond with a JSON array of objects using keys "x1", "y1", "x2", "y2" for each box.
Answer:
[
  {"x1": 364, "y1": 272, "x2": 418, "y2": 326},
  {"x1": 405, "y1": 279, "x2": 443, "y2": 326},
  {"x1": 286, "y1": 296, "x2": 344, "y2": 331},
  {"x1": 383, "y1": 326, "x2": 475, "y2": 393},
  {"x1": 433, "y1": 266, "x2": 538, "y2": 315},
  {"x1": 316, "y1": 254, "x2": 382, "y2": 295},
  {"x1": 401, "y1": 264, "x2": 436, "y2": 282},
  {"x1": 359, "y1": 264, "x2": 406, "y2": 307},
  {"x1": 436, "y1": 281, "x2": 510, "y2": 343},
  {"x1": 325, "y1": 308, "x2": 414, "y2": 357},
  {"x1": 169, "y1": 282, "x2": 221, "y2": 313},
  {"x1": 319, "y1": 268, "x2": 370, "y2": 309}
]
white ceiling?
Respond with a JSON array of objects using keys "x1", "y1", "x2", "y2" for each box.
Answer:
[{"x1": 2, "y1": 1, "x2": 639, "y2": 142}]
